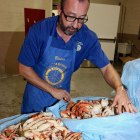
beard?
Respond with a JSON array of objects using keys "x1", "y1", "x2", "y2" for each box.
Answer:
[{"x1": 58, "y1": 14, "x2": 79, "y2": 36}]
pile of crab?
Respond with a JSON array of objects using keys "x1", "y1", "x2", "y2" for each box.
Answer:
[
  {"x1": 0, "y1": 112, "x2": 82, "y2": 140},
  {"x1": 60, "y1": 98, "x2": 118, "y2": 119}
]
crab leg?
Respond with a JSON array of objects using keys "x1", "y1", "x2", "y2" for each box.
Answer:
[
  {"x1": 23, "y1": 118, "x2": 44, "y2": 130},
  {"x1": 37, "y1": 123, "x2": 51, "y2": 132},
  {"x1": 29, "y1": 120, "x2": 47, "y2": 130},
  {"x1": 65, "y1": 132, "x2": 82, "y2": 140}
]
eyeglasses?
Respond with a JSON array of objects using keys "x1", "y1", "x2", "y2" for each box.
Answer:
[{"x1": 62, "y1": 11, "x2": 88, "y2": 23}]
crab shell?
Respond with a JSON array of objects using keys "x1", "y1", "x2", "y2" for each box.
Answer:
[
  {"x1": 102, "y1": 106, "x2": 115, "y2": 117},
  {"x1": 60, "y1": 110, "x2": 71, "y2": 118},
  {"x1": 91, "y1": 103, "x2": 102, "y2": 115},
  {"x1": 101, "y1": 98, "x2": 109, "y2": 107}
]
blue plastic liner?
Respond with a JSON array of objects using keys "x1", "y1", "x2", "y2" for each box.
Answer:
[
  {"x1": 0, "y1": 114, "x2": 20, "y2": 125},
  {"x1": 0, "y1": 113, "x2": 35, "y2": 133},
  {"x1": 121, "y1": 58, "x2": 140, "y2": 111},
  {"x1": 47, "y1": 96, "x2": 140, "y2": 140},
  {"x1": 1, "y1": 59, "x2": 140, "y2": 140}
]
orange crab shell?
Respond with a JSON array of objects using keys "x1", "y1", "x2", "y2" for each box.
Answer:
[
  {"x1": 66, "y1": 101, "x2": 76, "y2": 110},
  {"x1": 60, "y1": 110, "x2": 71, "y2": 118}
]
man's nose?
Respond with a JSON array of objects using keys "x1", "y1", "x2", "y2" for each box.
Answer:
[{"x1": 72, "y1": 19, "x2": 79, "y2": 29}]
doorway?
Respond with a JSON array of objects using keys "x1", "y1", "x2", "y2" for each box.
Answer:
[{"x1": 24, "y1": 8, "x2": 45, "y2": 35}]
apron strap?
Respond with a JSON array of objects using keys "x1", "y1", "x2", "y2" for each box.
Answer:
[
  {"x1": 41, "y1": 17, "x2": 57, "y2": 59},
  {"x1": 72, "y1": 47, "x2": 76, "y2": 72}
]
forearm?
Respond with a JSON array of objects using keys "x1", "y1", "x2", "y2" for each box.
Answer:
[
  {"x1": 100, "y1": 64, "x2": 123, "y2": 90},
  {"x1": 100, "y1": 64, "x2": 137, "y2": 113},
  {"x1": 19, "y1": 63, "x2": 54, "y2": 94}
]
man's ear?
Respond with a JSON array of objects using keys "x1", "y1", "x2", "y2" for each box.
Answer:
[{"x1": 57, "y1": 4, "x2": 62, "y2": 15}]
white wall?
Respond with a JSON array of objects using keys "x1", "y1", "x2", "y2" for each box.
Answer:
[
  {"x1": 86, "y1": 3, "x2": 120, "y2": 39},
  {"x1": 0, "y1": 0, "x2": 52, "y2": 31}
]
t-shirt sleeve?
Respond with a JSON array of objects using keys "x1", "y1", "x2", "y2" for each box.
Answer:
[
  {"x1": 86, "y1": 38, "x2": 110, "y2": 68},
  {"x1": 18, "y1": 25, "x2": 40, "y2": 67}
]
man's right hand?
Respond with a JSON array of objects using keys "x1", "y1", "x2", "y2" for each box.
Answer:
[
  {"x1": 19, "y1": 63, "x2": 71, "y2": 102},
  {"x1": 50, "y1": 88, "x2": 71, "y2": 102}
]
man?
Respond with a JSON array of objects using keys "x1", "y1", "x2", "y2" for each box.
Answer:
[{"x1": 18, "y1": 0, "x2": 137, "y2": 114}]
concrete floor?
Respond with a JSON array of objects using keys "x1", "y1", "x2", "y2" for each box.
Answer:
[{"x1": 0, "y1": 63, "x2": 122, "y2": 119}]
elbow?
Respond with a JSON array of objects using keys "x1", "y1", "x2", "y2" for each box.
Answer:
[
  {"x1": 18, "y1": 63, "x2": 22, "y2": 75},
  {"x1": 18, "y1": 63, "x2": 28, "y2": 77}
]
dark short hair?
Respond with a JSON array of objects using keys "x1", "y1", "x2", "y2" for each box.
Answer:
[{"x1": 60, "y1": 0, "x2": 90, "y2": 10}]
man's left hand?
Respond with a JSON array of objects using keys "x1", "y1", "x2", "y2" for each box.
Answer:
[{"x1": 111, "y1": 86, "x2": 137, "y2": 114}]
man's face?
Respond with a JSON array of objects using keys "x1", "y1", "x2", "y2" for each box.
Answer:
[
  {"x1": 58, "y1": 12, "x2": 79, "y2": 36},
  {"x1": 58, "y1": 0, "x2": 89, "y2": 36}
]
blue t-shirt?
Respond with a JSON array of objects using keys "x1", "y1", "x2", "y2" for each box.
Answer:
[{"x1": 18, "y1": 16, "x2": 109, "y2": 71}]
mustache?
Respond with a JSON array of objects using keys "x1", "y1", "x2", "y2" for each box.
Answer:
[{"x1": 67, "y1": 26, "x2": 78, "y2": 31}]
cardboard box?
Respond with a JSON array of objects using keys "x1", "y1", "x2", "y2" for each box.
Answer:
[{"x1": 118, "y1": 43, "x2": 131, "y2": 54}]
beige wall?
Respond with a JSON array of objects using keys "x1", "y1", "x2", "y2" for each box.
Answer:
[
  {"x1": 118, "y1": 0, "x2": 140, "y2": 58},
  {"x1": 0, "y1": 32, "x2": 25, "y2": 74},
  {"x1": 0, "y1": 0, "x2": 52, "y2": 75},
  {"x1": 0, "y1": 0, "x2": 52, "y2": 31},
  {"x1": 123, "y1": 0, "x2": 140, "y2": 34},
  {"x1": 0, "y1": 0, "x2": 140, "y2": 74}
]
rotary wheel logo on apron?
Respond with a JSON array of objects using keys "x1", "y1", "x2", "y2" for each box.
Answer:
[{"x1": 45, "y1": 67, "x2": 64, "y2": 85}]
